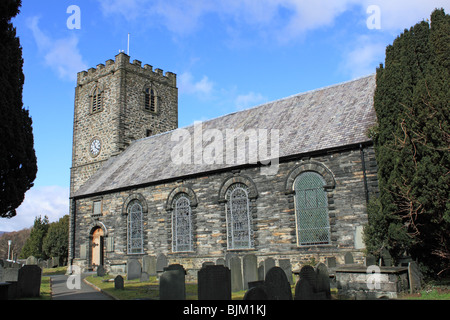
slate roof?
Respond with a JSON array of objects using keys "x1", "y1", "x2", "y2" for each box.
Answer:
[{"x1": 73, "y1": 74, "x2": 377, "y2": 198}]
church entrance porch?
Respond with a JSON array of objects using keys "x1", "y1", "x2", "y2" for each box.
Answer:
[{"x1": 91, "y1": 227, "x2": 104, "y2": 271}]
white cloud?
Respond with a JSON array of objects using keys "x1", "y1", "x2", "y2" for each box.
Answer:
[
  {"x1": 340, "y1": 35, "x2": 386, "y2": 79},
  {"x1": 235, "y1": 92, "x2": 268, "y2": 110},
  {"x1": 179, "y1": 72, "x2": 214, "y2": 97},
  {"x1": 1, "y1": 186, "x2": 69, "y2": 232},
  {"x1": 27, "y1": 16, "x2": 87, "y2": 82}
]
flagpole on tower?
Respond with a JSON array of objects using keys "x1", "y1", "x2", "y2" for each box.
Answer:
[{"x1": 127, "y1": 33, "x2": 130, "y2": 56}]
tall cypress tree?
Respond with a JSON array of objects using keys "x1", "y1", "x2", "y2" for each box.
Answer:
[
  {"x1": 0, "y1": 0, "x2": 38, "y2": 218},
  {"x1": 365, "y1": 9, "x2": 450, "y2": 276}
]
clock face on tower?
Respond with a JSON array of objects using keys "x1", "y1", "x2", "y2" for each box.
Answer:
[{"x1": 89, "y1": 138, "x2": 101, "y2": 157}]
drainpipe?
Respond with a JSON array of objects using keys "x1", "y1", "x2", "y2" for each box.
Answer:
[{"x1": 360, "y1": 144, "x2": 369, "y2": 204}]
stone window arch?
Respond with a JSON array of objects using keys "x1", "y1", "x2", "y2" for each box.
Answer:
[
  {"x1": 89, "y1": 84, "x2": 104, "y2": 114},
  {"x1": 171, "y1": 193, "x2": 193, "y2": 252},
  {"x1": 225, "y1": 183, "x2": 253, "y2": 250},
  {"x1": 122, "y1": 194, "x2": 147, "y2": 255},
  {"x1": 166, "y1": 186, "x2": 197, "y2": 253},
  {"x1": 285, "y1": 160, "x2": 335, "y2": 247},
  {"x1": 144, "y1": 85, "x2": 158, "y2": 113}
]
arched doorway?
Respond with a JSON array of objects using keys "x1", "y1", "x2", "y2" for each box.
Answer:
[{"x1": 91, "y1": 227, "x2": 104, "y2": 270}]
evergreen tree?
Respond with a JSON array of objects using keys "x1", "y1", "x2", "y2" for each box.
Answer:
[
  {"x1": 0, "y1": 0, "x2": 37, "y2": 218},
  {"x1": 20, "y1": 215, "x2": 49, "y2": 260},
  {"x1": 364, "y1": 9, "x2": 450, "y2": 276},
  {"x1": 43, "y1": 215, "x2": 69, "y2": 265}
]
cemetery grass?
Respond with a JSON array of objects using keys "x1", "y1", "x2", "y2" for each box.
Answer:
[{"x1": 85, "y1": 275, "x2": 272, "y2": 300}]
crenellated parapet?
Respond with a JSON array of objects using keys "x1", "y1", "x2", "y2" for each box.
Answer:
[{"x1": 77, "y1": 52, "x2": 176, "y2": 87}]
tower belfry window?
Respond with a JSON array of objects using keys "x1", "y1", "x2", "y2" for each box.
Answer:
[
  {"x1": 144, "y1": 87, "x2": 157, "y2": 113},
  {"x1": 91, "y1": 88, "x2": 103, "y2": 113}
]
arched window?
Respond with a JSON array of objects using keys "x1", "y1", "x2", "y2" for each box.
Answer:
[
  {"x1": 91, "y1": 88, "x2": 103, "y2": 113},
  {"x1": 144, "y1": 87, "x2": 157, "y2": 112},
  {"x1": 294, "y1": 172, "x2": 330, "y2": 246},
  {"x1": 225, "y1": 183, "x2": 252, "y2": 250},
  {"x1": 172, "y1": 193, "x2": 193, "y2": 252},
  {"x1": 127, "y1": 200, "x2": 143, "y2": 254}
]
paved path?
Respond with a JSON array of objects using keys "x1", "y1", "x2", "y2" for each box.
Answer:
[{"x1": 50, "y1": 273, "x2": 114, "y2": 300}]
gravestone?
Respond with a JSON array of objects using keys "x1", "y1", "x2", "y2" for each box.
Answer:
[
  {"x1": 279, "y1": 259, "x2": 293, "y2": 284},
  {"x1": 315, "y1": 263, "x2": 331, "y2": 300},
  {"x1": 159, "y1": 265, "x2": 186, "y2": 300},
  {"x1": 258, "y1": 262, "x2": 264, "y2": 281},
  {"x1": 299, "y1": 265, "x2": 317, "y2": 291},
  {"x1": 202, "y1": 261, "x2": 214, "y2": 268},
  {"x1": 26, "y1": 256, "x2": 37, "y2": 265},
  {"x1": 264, "y1": 266, "x2": 292, "y2": 300},
  {"x1": 365, "y1": 255, "x2": 377, "y2": 266},
  {"x1": 344, "y1": 252, "x2": 354, "y2": 264},
  {"x1": 408, "y1": 261, "x2": 422, "y2": 294},
  {"x1": 264, "y1": 258, "x2": 275, "y2": 277},
  {"x1": 327, "y1": 257, "x2": 336, "y2": 268},
  {"x1": 127, "y1": 259, "x2": 142, "y2": 280},
  {"x1": 198, "y1": 265, "x2": 231, "y2": 300},
  {"x1": 114, "y1": 275, "x2": 124, "y2": 290},
  {"x1": 243, "y1": 286, "x2": 269, "y2": 300},
  {"x1": 243, "y1": 254, "x2": 258, "y2": 289},
  {"x1": 140, "y1": 272, "x2": 150, "y2": 282},
  {"x1": 143, "y1": 255, "x2": 157, "y2": 276},
  {"x1": 97, "y1": 265, "x2": 106, "y2": 277},
  {"x1": 381, "y1": 248, "x2": 392, "y2": 267},
  {"x1": 156, "y1": 254, "x2": 168, "y2": 273},
  {"x1": 294, "y1": 278, "x2": 315, "y2": 300},
  {"x1": 18, "y1": 265, "x2": 41, "y2": 298},
  {"x1": 216, "y1": 258, "x2": 225, "y2": 266},
  {"x1": 230, "y1": 256, "x2": 243, "y2": 292}
]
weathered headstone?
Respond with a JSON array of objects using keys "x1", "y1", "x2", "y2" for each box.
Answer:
[
  {"x1": 140, "y1": 272, "x2": 150, "y2": 282},
  {"x1": 327, "y1": 257, "x2": 336, "y2": 268},
  {"x1": 26, "y1": 256, "x2": 37, "y2": 265},
  {"x1": 264, "y1": 266, "x2": 292, "y2": 300},
  {"x1": 243, "y1": 285, "x2": 269, "y2": 300},
  {"x1": 0, "y1": 265, "x2": 3, "y2": 282},
  {"x1": 127, "y1": 259, "x2": 141, "y2": 280},
  {"x1": 264, "y1": 258, "x2": 275, "y2": 277},
  {"x1": 243, "y1": 254, "x2": 258, "y2": 289},
  {"x1": 294, "y1": 278, "x2": 315, "y2": 300},
  {"x1": 97, "y1": 265, "x2": 106, "y2": 277},
  {"x1": 344, "y1": 252, "x2": 354, "y2": 264},
  {"x1": 202, "y1": 261, "x2": 214, "y2": 268},
  {"x1": 408, "y1": 261, "x2": 422, "y2": 294},
  {"x1": 143, "y1": 255, "x2": 157, "y2": 276},
  {"x1": 156, "y1": 253, "x2": 168, "y2": 273},
  {"x1": 198, "y1": 265, "x2": 231, "y2": 300},
  {"x1": 114, "y1": 275, "x2": 124, "y2": 290},
  {"x1": 159, "y1": 265, "x2": 186, "y2": 300},
  {"x1": 299, "y1": 265, "x2": 317, "y2": 291},
  {"x1": 315, "y1": 263, "x2": 331, "y2": 300},
  {"x1": 365, "y1": 255, "x2": 377, "y2": 266},
  {"x1": 230, "y1": 256, "x2": 243, "y2": 292},
  {"x1": 279, "y1": 259, "x2": 293, "y2": 284},
  {"x1": 18, "y1": 265, "x2": 41, "y2": 298},
  {"x1": 216, "y1": 258, "x2": 225, "y2": 266},
  {"x1": 258, "y1": 262, "x2": 264, "y2": 281},
  {"x1": 381, "y1": 248, "x2": 392, "y2": 267}
]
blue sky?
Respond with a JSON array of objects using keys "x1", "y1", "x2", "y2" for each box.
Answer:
[{"x1": 2, "y1": 0, "x2": 448, "y2": 232}]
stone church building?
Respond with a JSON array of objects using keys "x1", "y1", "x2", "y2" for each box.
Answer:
[{"x1": 69, "y1": 52, "x2": 379, "y2": 274}]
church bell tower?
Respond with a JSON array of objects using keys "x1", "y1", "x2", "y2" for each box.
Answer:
[{"x1": 70, "y1": 52, "x2": 178, "y2": 196}]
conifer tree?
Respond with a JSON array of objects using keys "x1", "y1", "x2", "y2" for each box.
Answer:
[
  {"x1": 0, "y1": 0, "x2": 37, "y2": 218},
  {"x1": 364, "y1": 9, "x2": 450, "y2": 276}
]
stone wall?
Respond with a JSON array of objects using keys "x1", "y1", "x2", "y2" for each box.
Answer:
[{"x1": 71, "y1": 144, "x2": 378, "y2": 273}]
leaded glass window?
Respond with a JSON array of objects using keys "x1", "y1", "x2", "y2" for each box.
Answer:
[
  {"x1": 144, "y1": 88, "x2": 157, "y2": 112},
  {"x1": 172, "y1": 194, "x2": 193, "y2": 252},
  {"x1": 294, "y1": 172, "x2": 330, "y2": 246},
  {"x1": 127, "y1": 200, "x2": 144, "y2": 254},
  {"x1": 225, "y1": 183, "x2": 252, "y2": 250}
]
